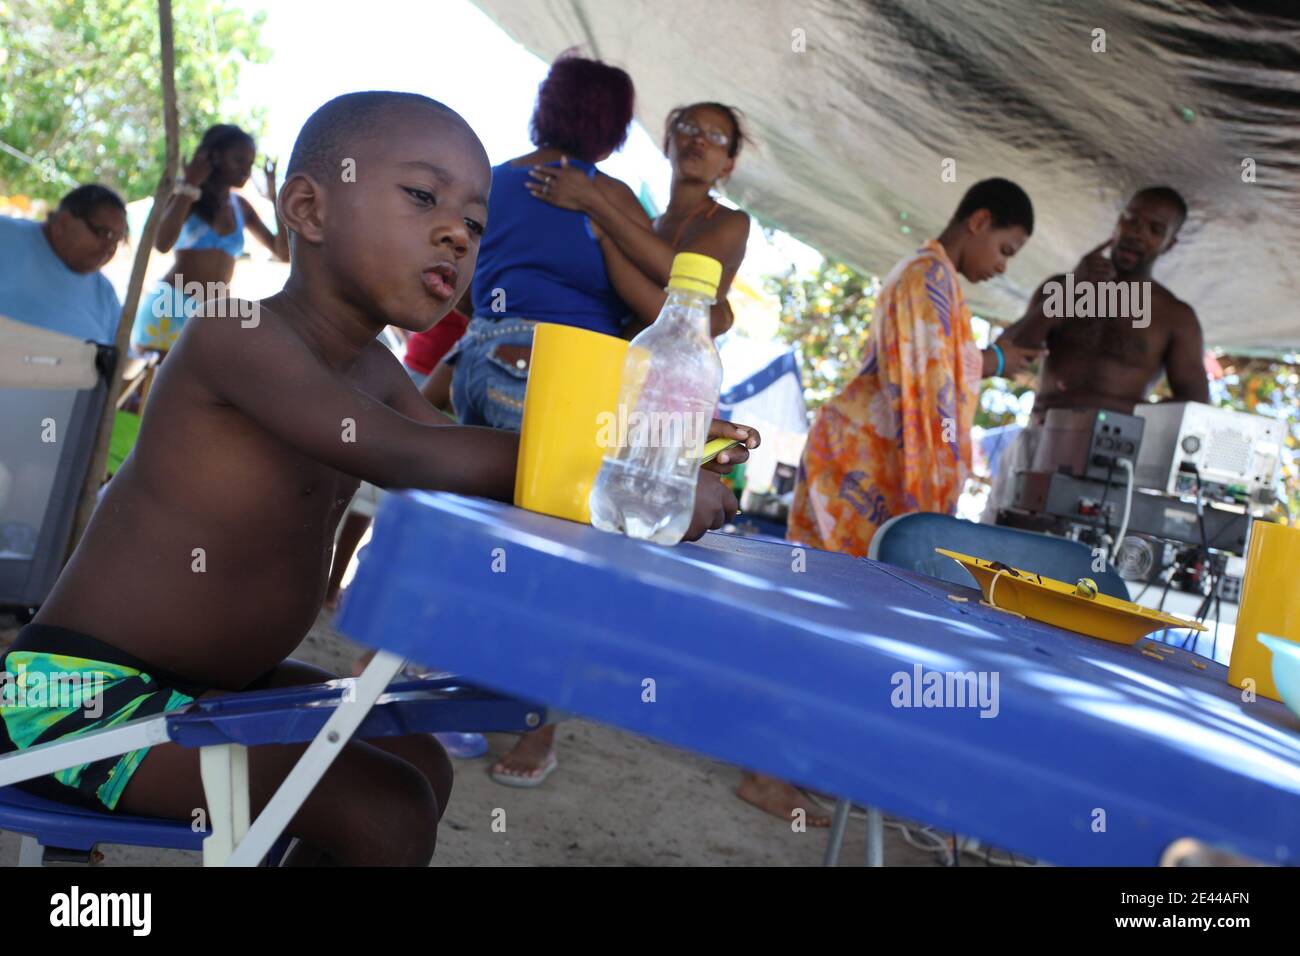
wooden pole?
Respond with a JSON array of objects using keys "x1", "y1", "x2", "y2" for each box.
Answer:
[{"x1": 67, "y1": 0, "x2": 179, "y2": 551}]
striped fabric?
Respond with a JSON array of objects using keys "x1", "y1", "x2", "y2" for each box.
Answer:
[{"x1": 0, "y1": 651, "x2": 194, "y2": 810}]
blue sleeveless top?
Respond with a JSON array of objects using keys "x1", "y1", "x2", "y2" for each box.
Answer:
[
  {"x1": 471, "y1": 160, "x2": 625, "y2": 336},
  {"x1": 176, "y1": 193, "x2": 245, "y2": 257}
]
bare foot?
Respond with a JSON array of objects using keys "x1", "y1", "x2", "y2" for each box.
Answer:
[
  {"x1": 490, "y1": 726, "x2": 557, "y2": 786},
  {"x1": 736, "y1": 771, "x2": 832, "y2": 827}
]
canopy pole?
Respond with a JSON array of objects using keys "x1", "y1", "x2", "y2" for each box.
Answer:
[{"x1": 67, "y1": 0, "x2": 179, "y2": 554}]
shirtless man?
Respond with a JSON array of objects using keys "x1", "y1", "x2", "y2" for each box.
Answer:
[{"x1": 983, "y1": 187, "x2": 1210, "y2": 519}]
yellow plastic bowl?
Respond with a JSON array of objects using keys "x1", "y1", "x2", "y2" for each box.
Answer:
[{"x1": 936, "y1": 548, "x2": 1205, "y2": 645}]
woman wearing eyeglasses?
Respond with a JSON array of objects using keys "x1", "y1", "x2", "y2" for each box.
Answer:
[
  {"x1": 526, "y1": 101, "x2": 752, "y2": 338},
  {"x1": 132, "y1": 124, "x2": 289, "y2": 355}
]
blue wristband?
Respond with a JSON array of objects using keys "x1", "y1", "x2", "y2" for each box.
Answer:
[{"x1": 991, "y1": 342, "x2": 1005, "y2": 377}]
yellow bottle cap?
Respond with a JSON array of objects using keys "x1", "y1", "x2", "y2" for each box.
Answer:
[{"x1": 667, "y1": 252, "x2": 722, "y2": 296}]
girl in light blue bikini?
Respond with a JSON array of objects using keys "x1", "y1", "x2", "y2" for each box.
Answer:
[{"x1": 133, "y1": 124, "x2": 289, "y2": 353}]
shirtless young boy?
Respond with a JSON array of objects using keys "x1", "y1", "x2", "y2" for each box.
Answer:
[{"x1": 0, "y1": 92, "x2": 745, "y2": 865}]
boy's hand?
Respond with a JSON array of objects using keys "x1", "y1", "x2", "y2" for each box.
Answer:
[
  {"x1": 684, "y1": 471, "x2": 739, "y2": 542},
  {"x1": 703, "y1": 419, "x2": 760, "y2": 474}
]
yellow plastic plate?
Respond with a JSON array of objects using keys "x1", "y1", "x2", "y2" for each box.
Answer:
[{"x1": 936, "y1": 548, "x2": 1206, "y2": 645}]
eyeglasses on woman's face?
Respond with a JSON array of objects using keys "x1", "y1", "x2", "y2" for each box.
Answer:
[{"x1": 674, "y1": 120, "x2": 730, "y2": 149}]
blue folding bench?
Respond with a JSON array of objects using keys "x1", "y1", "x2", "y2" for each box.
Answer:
[{"x1": 1, "y1": 668, "x2": 544, "y2": 866}]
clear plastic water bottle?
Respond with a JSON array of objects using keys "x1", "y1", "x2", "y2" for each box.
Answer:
[{"x1": 590, "y1": 252, "x2": 723, "y2": 544}]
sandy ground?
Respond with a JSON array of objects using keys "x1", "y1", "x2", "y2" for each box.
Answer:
[{"x1": 0, "y1": 611, "x2": 945, "y2": 867}]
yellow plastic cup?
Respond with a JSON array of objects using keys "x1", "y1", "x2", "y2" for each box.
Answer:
[
  {"x1": 514, "y1": 322, "x2": 629, "y2": 523},
  {"x1": 1228, "y1": 519, "x2": 1300, "y2": 702}
]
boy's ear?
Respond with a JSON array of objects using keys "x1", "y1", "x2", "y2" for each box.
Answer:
[
  {"x1": 966, "y1": 208, "x2": 993, "y2": 234},
  {"x1": 277, "y1": 172, "x2": 325, "y2": 244}
]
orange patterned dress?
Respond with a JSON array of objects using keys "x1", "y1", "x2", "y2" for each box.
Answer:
[{"x1": 788, "y1": 240, "x2": 983, "y2": 557}]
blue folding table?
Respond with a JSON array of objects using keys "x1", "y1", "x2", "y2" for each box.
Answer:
[{"x1": 336, "y1": 491, "x2": 1300, "y2": 867}]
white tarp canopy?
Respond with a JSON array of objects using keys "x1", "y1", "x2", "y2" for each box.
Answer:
[{"x1": 474, "y1": 0, "x2": 1300, "y2": 352}]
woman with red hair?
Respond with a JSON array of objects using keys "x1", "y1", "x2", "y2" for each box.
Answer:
[
  {"x1": 446, "y1": 54, "x2": 667, "y2": 786},
  {"x1": 445, "y1": 53, "x2": 639, "y2": 431}
]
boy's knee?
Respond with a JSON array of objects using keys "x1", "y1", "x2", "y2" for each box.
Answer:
[
  {"x1": 329, "y1": 758, "x2": 441, "y2": 865},
  {"x1": 405, "y1": 733, "x2": 453, "y2": 819},
  {"x1": 386, "y1": 774, "x2": 440, "y2": 866}
]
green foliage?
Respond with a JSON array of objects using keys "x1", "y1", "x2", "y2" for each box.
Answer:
[
  {"x1": 0, "y1": 0, "x2": 270, "y2": 202},
  {"x1": 767, "y1": 259, "x2": 878, "y2": 412},
  {"x1": 1214, "y1": 356, "x2": 1300, "y2": 517},
  {"x1": 975, "y1": 376, "x2": 1035, "y2": 431}
]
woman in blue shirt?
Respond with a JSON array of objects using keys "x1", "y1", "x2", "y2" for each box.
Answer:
[
  {"x1": 133, "y1": 124, "x2": 289, "y2": 354},
  {"x1": 445, "y1": 54, "x2": 648, "y2": 785},
  {"x1": 446, "y1": 54, "x2": 639, "y2": 431}
]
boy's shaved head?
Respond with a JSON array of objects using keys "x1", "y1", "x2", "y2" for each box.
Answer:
[
  {"x1": 277, "y1": 89, "x2": 491, "y2": 337},
  {"x1": 287, "y1": 91, "x2": 468, "y2": 184}
]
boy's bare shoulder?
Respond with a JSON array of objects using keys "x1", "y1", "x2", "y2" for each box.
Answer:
[
  {"x1": 172, "y1": 298, "x2": 308, "y2": 393},
  {"x1": 178, "y1": 300, "x2": 403, "y2": 391},
  {"x1": 182, "y1": 297, "x2": 287, "y2": 348},
  {"x1": 357, "y1": 337, "x2": 412, "y2": 399},
  {"x1": 185, "y1": 297, "x2": 318, "y2": 358}
]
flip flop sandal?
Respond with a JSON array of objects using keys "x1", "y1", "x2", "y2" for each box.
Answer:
[{"x1": 489, "y1": 753, "x2": 558, "y2": 789}]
